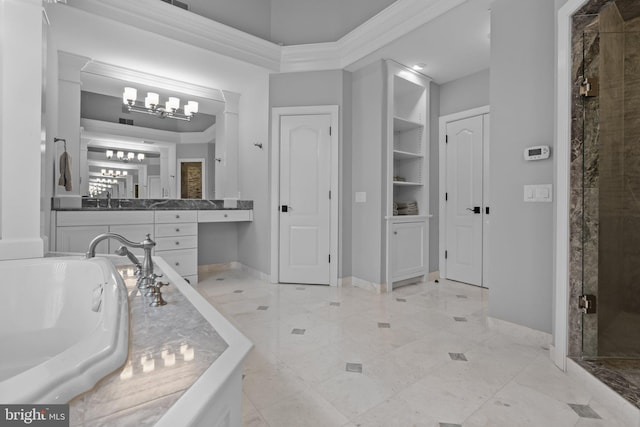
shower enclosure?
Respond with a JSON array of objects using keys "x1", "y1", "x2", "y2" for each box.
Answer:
[{"x1": 570, "y1": 0, "x2": 640, "y2": 404}]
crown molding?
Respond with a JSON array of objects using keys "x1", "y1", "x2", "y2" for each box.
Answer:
[
  {"x1": 64, "y1": 0, "x2": 281, "y2": 71},
  {"x1": 82, "y1": 60, "x2": 226, "y2": 103},
  {"x1": 63, "y1": 0, "x2": 465, "y2": 73}
]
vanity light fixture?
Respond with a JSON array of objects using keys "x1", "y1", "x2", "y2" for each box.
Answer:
[
  {"x1": 122, "y1": 87, "x2": 198, "y2": 121},
  {"x1": 412, "y1": 63, "x2": 426, "y2": 71},
  {"x1": 101, "y1": 169, "x2": 128, "y2": 178},
  {"x1": 105, "y1": 149, "x2": 145, "y2": 162}
]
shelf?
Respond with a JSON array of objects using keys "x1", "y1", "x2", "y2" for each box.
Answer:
[
  {"x1": 393, "y1": 149, "x2": 422, "y2": 160},
  {"x1": 393, "y1": 181, "x2": 423, "y2": 186},
  {"x1": 393, "y1": 116, "x2": 424, "y2": 132}
]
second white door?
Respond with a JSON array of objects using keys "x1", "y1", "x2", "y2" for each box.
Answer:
[
  {"x1": 445, "y1": 115, "x2": 484, "y2": 286},
  {"x1": 279, "y1": 114, "x2": 331, "y2": 285}
]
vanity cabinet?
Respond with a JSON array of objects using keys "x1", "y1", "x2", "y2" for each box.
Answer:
[
  {"x1": 52, "y1": 208, "x2": 253, "y2": 286},
  {"x1": 154, "y1": 210, "x2": 198, "y2": 284},
  {"x1": 54, "y1": 211, "x2": 154, "y2": 256}
]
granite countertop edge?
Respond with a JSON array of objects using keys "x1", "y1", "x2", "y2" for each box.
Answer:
[{"x1": 52, "y1": 199, "x2": 253, "y2": 211}]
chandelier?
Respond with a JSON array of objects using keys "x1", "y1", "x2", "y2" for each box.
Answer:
[
  {"x1": 101, "y1": 169, "x2": 128, "y2": 177},
  {"x1": 122, "y1": 87, "x2": 198, "y2": 121},
  {"x1": 106, "y1": 149, "x2": 145, "y2": 162}
]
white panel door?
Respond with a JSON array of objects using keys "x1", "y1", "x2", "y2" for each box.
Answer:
[
  {"x1": 279, "y1": 115, "x2": 331, "y2": 285},
  {"x1": 446, "y1": 115, "x2": 483, "y2": 285}
]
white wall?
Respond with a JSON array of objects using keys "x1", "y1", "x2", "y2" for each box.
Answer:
[
  {"x1": 488, "y1": 0, "x2": 555, "y2": 333},
  {"x1": 350, "y1": 61, "x2": 386, "y2": 284},
  {"x1": 45, "y1": 5, "x2": 271, "y2": 273},
  {"x1": 268, "y1": 70, "x2": 352, "y2": 278},
  {"x1": 439, "y1": 68, "x2": 490, "y2": 117},
  {"x1": 428, "y1": 82, "x2": 440, "y2": 273}
]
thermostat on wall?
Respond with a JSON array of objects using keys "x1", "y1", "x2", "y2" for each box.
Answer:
[{"x1": 524, "y1": 145, "x2": 550, "y2": 161}]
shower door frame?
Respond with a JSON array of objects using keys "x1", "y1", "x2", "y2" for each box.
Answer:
[{"x1": 554, "y1": 0, "x2": 591, "y2": 371}]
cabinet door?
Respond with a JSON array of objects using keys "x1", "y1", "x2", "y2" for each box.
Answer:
[
  {"x1": 390, "y1": 221, "x2": 425, "y2": 281},
  {"x1": 56, "y1": 226, "x2": 109, "y2": 254}
]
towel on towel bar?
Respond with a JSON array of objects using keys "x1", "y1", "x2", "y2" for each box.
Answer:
[{"x1": 58, "y1": 151, "x2": 72, "y2": 191}]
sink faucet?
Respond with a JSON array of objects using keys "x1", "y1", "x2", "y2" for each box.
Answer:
[{"x1": 106, "y1": 191, "x2": 112, "y2": 209}]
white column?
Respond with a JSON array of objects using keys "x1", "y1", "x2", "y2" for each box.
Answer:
[
  {"x1": 216, "y1": 91, "x2": 240, "y2": 199},
  {"x1": 0, "y1": 0, "x2": 44, "y2": 259}
]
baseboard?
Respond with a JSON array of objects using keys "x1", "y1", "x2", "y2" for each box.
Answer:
[
  {"x1": 566, "y1": 358, "x2": 640, "y2": 427},
  {"x1": 239, "y1": 263, "x2": 270, "y2": 281},
  {"x1": 339, "y1": 276, "x2": 351, "y2": 287},
  {"x1": 428, "y1": 271, "x2": 440, "y2": 281},
  {"x1": 198, "y1": 262, "x2": 242, "y2": 274},
  {"x1": 351, "y1": 276, "x2": 384, "y2": 294},
  {"x1": 487, "y1": 317, "x2": 552, "y2": 349}
]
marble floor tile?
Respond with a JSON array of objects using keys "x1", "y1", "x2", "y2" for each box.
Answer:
[
  {"x1": 196, "y1": 270, "x2": 630, "y2": 426},
  {"x1": 259, "y1": 387, "x2": 349, "y2": 427}
]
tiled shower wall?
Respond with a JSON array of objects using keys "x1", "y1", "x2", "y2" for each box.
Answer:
[{"x1": 569, "y1": 0, "x2": 640, "y2": 358}]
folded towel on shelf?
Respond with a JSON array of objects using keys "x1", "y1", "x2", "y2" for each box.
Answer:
[{"x1": 395, "y1": 200, "x2": 418, "y2": 215}]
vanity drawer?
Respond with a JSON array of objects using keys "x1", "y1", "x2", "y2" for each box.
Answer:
[
  {"x1": 197, "y1": 210, "x2": 253, "y2": 223},
  {"x1": 155, "y1": 249, "x2": 197, "y2": 277},
  {"x1": 155, "y1": 222, "x2": 197, "y2": 238},
  {"x1": 154, "y1": 235, "x2": 197, "y2": 251},
  {"x1": 155, "y1": 210, "x2": 197, "y2": 224}
]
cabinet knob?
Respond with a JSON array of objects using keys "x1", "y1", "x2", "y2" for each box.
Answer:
[
  {"x1": 224, "y1": 214, "x2": 228, "y2": 218},
  {"x1": 176, "y1": 214, "x2": 180, "y2": 219},
  {"x1": 394, "y1": 231, "x2": 398, "y2": 235},
  {"x1": 175, "y1": 241, "x2": 180, "y2": 245},
  {"x1": 175, "y1": 262, "x2": 180, "y2": 266},
  {"x1": 176, "y1": 228, "x2": 180, "y2": 232}
]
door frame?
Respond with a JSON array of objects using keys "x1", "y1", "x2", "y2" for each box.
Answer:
[
  {"x1": 177, "y1": 157, "x2": 206, "y2": 199},
  {"x1": 270, "y1": 106, "x2": 339, "y2": 286},
  {"x1": 438, "y1": 105, "x2": 490, "y2": 283}
]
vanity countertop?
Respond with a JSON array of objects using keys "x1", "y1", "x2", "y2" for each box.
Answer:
[
  {"x1": 53, "y1": 198, "x2": 253, "y2": 211},
  {"x1": 69, "y1": 257, "x2": 252, "y2": 426}
]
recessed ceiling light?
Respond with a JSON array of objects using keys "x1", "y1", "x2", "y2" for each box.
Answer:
[{"x1": 412, "y1": 63, "x2": 426, "y2": 71}]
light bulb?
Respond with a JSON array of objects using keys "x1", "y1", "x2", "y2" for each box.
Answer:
[
  {"x1": 106, "y1": 150, "x2": 113, "y2": 159},
  {"x1": 123, "y1": 87, "x2": 137, "y2": 104},
  {"x1": 117, "y1": 151, "x2": 124, "y2": 160},
  {"x1": 137, "y1": 153, "x2": 145, "y2": 161},
  {"x1": 127, "y1": 152, "x2": 135, "y2": 161}
]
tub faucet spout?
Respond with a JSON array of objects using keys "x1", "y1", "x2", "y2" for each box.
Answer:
[{"x1": 86, "y1": 233, "x2": 156, "y2": 280}]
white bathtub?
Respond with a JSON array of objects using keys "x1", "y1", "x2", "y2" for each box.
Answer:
[{"x1": 0, "y1": 256, "x2": 129, "y2": 404}]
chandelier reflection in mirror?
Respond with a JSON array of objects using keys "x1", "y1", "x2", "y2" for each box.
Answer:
[
  {"x1": 122, "y1": 87, "x2": 199, "y2": 121},
  {"x1": 106, "y1": 149, "x2": 145, "y2": 162}
]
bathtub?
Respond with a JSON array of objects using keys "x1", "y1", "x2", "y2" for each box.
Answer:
[{"x1": 0, "y1": 256, "x2": 129, "y2": 404}]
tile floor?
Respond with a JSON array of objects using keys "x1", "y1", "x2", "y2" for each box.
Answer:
[{"x1": 197, "y1": 269, "x2": 628, "y2": 427}]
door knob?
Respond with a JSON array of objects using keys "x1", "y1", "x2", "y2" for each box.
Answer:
[
  {"x1": 281, "y1": 205, "x2": 290, "y2": 212},
  {"x1": 466, "y1": 206, "x2": 481, "y2": 214}
]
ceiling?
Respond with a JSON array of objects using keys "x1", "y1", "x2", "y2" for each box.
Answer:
[
  {"x1": 65, "y1": 0, "x2": 491, "y2": 88},
  {"x1": 177, "y1": 0, "x2": 492, "y2": 83}
]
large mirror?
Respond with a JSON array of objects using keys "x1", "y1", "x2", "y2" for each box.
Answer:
[{"x1": 78, "y1": 61, "x2": 228, "y2": 199}]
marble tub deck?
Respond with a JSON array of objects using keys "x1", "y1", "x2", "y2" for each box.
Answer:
[
  {"x1": 198, "y1": 269, "x2": 630, "y2": 427},
  {"x1": 69, "y1": 262, "x2": 228, "y2": 427}
]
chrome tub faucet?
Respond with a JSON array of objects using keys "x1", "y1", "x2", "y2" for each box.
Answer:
[{"x1": 86, "y1": 233, "x2": 168, "y2": 306}]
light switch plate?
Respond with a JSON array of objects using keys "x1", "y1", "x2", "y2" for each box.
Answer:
[
  {"x1": 355, "y1": 192, "x2": 366, "y2": 203},
  {"x1": 524, "y1": 184, "x2": 552, "y2": 202}
]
